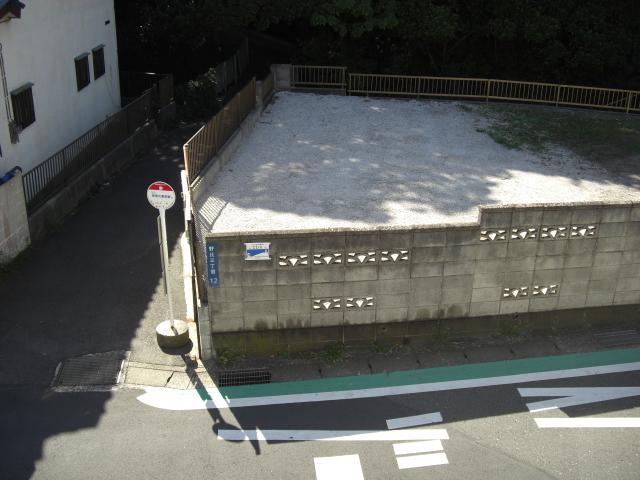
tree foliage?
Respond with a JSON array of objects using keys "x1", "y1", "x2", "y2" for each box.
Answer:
[{"x1": 116, "y1": 0, "x2": 640, "y2": 89}]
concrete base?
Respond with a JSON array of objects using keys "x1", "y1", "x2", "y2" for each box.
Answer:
[
  {"x1": 156, "y1": 320, "x2": 190, "y2": 348},
  {"x1": 211, "y1": 303, "x2": 640, "y2": 356}
]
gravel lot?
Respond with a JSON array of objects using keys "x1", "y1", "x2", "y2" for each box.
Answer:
[{"x1": 195, "y1": 92, "x2": 640, "y2": 234}]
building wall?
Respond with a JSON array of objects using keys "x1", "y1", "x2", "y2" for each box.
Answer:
[
  {"x1": 205, "y1": 202, "x2": 640, "y2": 340},
  {"x1": 0, "y1": 0, "x2": 121, "y2": 175},
  {"x1": 0, "y1": 171, "x2": 30, "y2": 263}
]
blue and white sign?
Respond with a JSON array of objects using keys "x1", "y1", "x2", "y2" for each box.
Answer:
[
  {"x1": 206, "y1": 242, "x2": 220, "y2": 287},
  {"x1": 245, "y1": 242, "x2": 271, "y2": 261}
]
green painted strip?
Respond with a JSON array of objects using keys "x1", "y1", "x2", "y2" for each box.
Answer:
[{"x1": 215, "y1": 347, "x2": 640, "y2": 399}]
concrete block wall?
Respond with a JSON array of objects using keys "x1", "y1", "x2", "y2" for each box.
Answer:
[
  {"x1": 206, "y1": 202, "x2": 640, "y2": 337},
  {"x1": 0, "y1": 172, "x2": 31, "y2": 264}
]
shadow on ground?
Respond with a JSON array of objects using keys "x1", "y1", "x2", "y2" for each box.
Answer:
[{"x1": 0, "y1": 122, "x2": 197, "y2": 479}]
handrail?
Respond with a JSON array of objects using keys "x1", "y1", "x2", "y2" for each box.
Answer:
[{"x1": 289, "y1": 65, "x2": 639, "y2": 114}]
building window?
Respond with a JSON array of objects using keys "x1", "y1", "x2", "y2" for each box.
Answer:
[
  {"x1": 92, "y1": 45, "x2": 105, "y2": 79},
  {"x1": 10, "y1": 83, "x2": 35, "y2": 129},
  {"x1": 75, "y1": 53, "x2": 90, "y2": 91}
]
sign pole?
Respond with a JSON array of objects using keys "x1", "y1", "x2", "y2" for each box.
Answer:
[
  {"x1": 159, "y1": 207, "x2": 174, "y2": 325},
  {"x1": 147, "y1": 180, "x2": 188, "y2": 348}
]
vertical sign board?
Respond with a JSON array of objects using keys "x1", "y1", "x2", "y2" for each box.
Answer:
[{"x1": 206, "y1": 242, "x2": 220, "y2": 287}]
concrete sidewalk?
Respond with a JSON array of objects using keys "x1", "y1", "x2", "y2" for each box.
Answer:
[
  {"x1": 0, "y1": 123, "x2": 198, "y2": 386},
  {"x1": 117, "y1": 327, "x2": 639, "y2": 391}
]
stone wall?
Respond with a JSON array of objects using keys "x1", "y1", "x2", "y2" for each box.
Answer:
[
  {"x1": 0, "y1": 171, "x2": 31, "y2": 264},
  {"x1": 205, "y1": 202, "x2": 640, "y2": 350}
]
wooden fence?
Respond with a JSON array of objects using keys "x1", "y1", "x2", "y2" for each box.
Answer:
[
  {"x1": 22, "y1": 90, "x2": 154, "y2": 212},
  {"x1": 183, "y1": 78, "x2": 256, "y2": 183},
  {"x1": 215, "y1": 38, "x2": 250, "y2": 98},
  {"x1": 291, "y1": 65, "x2": 640, "y2": 113}
]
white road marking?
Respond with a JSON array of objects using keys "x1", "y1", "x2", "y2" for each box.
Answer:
[
  {"x1": 137, "y1": 361, "x2": 640, "y2": 410},
  {"x1": 314, "y1": 455, "x2": 364, "y2": 480},
  {"x1": 535, "y1": 417, "x2": 640, "y2": 428},
  {"x1": 392, "y1": 440, "x2": 443, "y2": 455},
  {"x1": 396, "y1": 452, "x2": 449, "y2": 469},
  {"x1": 518, "y1": 387, "x2": 640, "y2": 412},
  {"x1": 386, "y1": 412, "x2": 443, "y2": 429},
  {"x1": 217, "y1": 429, "x2": 449, "y2": 442}
]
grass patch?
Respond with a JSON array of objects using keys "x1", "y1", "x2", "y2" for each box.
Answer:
[
  {"x1": 321, "y1": 342, "x2": 346, "y2": 363},
  {"x1": 477, "y1": 103, "x2": 640, "y2": 165},
  {"x1": 215, "y1": 347, "x2": 245, "y2": 369}
]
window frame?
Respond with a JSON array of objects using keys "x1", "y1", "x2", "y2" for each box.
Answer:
[
  {"x1": 74, "y1": 53, "x2": 90, "y2": 91},
  {"x1": 92, "y1": 45, "x2": 105, "y2": 79},
  {"x1": 10, "y1": 82, "x2": 36, "y2": 130}
]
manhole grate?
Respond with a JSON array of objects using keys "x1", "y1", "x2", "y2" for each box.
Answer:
[
  {"x1": 593, "y1": 329, "x2": 640, "y2": 348},
  {"x1": 55, "y1": 351, "x2": 126, "y2": 387},
  {"x1": 217, "y1": 368, "x2": 271, "y2": 387}
]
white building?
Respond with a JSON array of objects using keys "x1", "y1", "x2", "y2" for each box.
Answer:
[{"x1": 0, "y1": 0, "x2": 121, "y2": 175}]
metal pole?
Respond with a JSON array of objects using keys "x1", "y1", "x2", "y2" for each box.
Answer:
[
  {"x1": 157, "y1": 215, "x2": 167, "y2": 294},
  {"x1": 159, "y1": 207, "x2": 174, "y2": 325}
]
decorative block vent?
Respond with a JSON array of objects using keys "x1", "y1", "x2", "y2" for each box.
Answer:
[
  {"x1": 532, "y1": 284, "x2": 558, "y2": 296},
  {"x1": 313, "y1": 298, "x2": 342, "y2": 311},
  {"x1": 571, "y1": 225, "x2": 596, "y2": 238},
  {"x1": 278, "y1": 254, "x2": 309, "y2": 267},
  {"x1": 540, "y1": 226, "x2": 567, "y2": 240},
  {"x1": 480, "y1": 229, "x2": 507, "y2": 241},
  {"x1": 345, "y1": 296, "x2": 375, "y2": 309},
  {"x1": 313, "y1": 253, "x2": 343, "y2": 265},
  {"x1": 511, "y1": 227, "x2": 538, "y2": 240},
  {"x1": 347, "y1": 251, "x2": 376, "y2": 264},
  {"x1": 502, "y1": 286, "x2": 528, "y2": 299},
  {"x1": 380, "y1": 249, "x2": 409, "y2": 262}
]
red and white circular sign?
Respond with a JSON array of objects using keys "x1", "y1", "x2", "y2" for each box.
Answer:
[{"x1": 147, "y1": 181, "x2": 176, "y2": 210}]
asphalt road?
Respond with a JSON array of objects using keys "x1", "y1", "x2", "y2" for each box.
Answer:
[{"x1": 2, "y1": 358, "x2": 639, "y2": 480}]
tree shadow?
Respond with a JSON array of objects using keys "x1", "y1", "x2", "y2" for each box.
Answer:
[{"x1": 195, "y1": 93, "x2": 639, "y2": 235}]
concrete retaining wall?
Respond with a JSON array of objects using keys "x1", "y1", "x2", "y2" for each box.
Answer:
[
  {"x1": 29, "y1": 122, "x2": 158, "y2": 243},
  {"x1": 205, "y1": 202, "x2": 640, "y2": 352},
  {"x1": 0, "y1": 172, "x2": 31, "y2": 264}
]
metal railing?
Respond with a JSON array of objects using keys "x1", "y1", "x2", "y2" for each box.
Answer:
[
  {"x1": 291, "y1": 65, "x2": 347, "y2": 89},
  {"x1": 22, "y1": 89, "x2": 153, "y2": 212},
  {"x1": 183, "y1": 78, "x2": 256, "y2": 183},
  {"x1": 289, "y1": 66, "x2": 639, "y2": 113},
  {"x1": 346, "y1": 72, "x2": 640, "y2": 113}
]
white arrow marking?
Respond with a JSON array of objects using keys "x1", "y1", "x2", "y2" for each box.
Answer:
[
  {"x1": 396, "y1": 452, "x2": 449, "y2": 469},
  {"x1": 386, "y1": 412, "x2": 443, "y2": 429},
  {"x1": 393, "y1": 440, "x2": 443, "y2": 455},
  {"x1": 314, "y1": 455, "x2": 364, "y2": 480},
  {"x1": 535, "y1": 418, "x2": 640, "y2": 428},
  {"x1": 217, "y1": 429, "x2": 449, "y2": 442},
  {"x1": 518, "y1": 387, "x2": 640, "y2": 412}
]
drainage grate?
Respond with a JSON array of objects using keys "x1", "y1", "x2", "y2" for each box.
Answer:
[
  {"x1": 54, "y1": 351, "x2": 126, "y2": 387},
  {"x1": 593, "y1": 329, "x2": 640, "y2": 348},
  {"x1": 217, "y1": 368, "x2": 271, "y2": 387}
]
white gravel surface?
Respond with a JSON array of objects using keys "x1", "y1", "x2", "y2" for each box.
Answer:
[{"x1": 196, "y1": 92, "x2": 639, "y2": 234}]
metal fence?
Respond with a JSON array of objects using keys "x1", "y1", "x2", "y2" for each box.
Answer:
[
  {"x1": 22, "y1": 90, "x2": 153, "y2": 212},
  {"x1": 183, "y1": 78, "x2": 256, "y2": 183},
  {"x1": 291, "y1": 65, "x2": 640, "y2": 113},
  {"x1": 291, "y1": 65, "x2": 347, "y2": 89}
]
